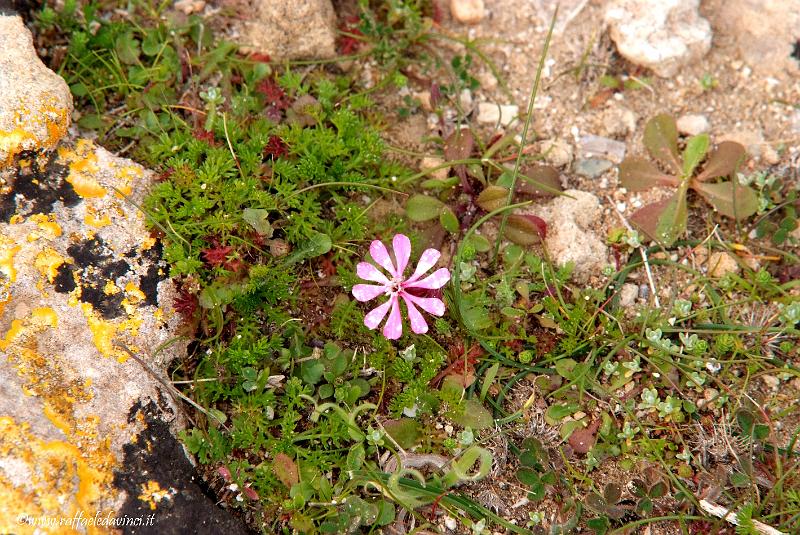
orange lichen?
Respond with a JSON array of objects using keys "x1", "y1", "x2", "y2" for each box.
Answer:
[
  {"x1": 0, "y1": 97, "x2": 69, "y2": 167},
  {"x1": 34, "y1": 249, "x2": 65, "y2": 284},
  {"x1": 59, "y1": 140, "x2": 105, "y2": 198},
  {"x1": 0, "y1": 235, "x2": 21, "y2": 282},
  {"x1": 29, "y1": 214, "x2": 63, "y2": 239},
  {"x1": 137, "y1": 480, "x2": 171, "y2": 511}
]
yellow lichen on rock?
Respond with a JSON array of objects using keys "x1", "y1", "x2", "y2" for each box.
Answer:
[
  {"x1": 0, "y1": 307, "x2": 116, "y2": 535},
  {"x1": 59, "y1": 140, "x2": 105, "y2": 199},
  {"x1": 0, "y1": 97, "x2": 70, "y2": 168},
  {"x1": 34, "y1": 249, "x2": 66, "y2": 284}
]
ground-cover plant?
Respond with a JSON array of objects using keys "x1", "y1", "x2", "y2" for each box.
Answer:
[{"x1": 620, "y1": 113, "x2": 758, "y2": 246}]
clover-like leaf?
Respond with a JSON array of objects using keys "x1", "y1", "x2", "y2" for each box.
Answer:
[
  {"x1": 643, "y1": 114, "x2": 681, "y2": 174},
  {"x1": 603, "y1": 483, "x2": 622, "y2": 505},
  {"x1": 619, "y1": 157, "x2": 678, "y2": 191},
  {"x1": 692, "y1": 181, "x2": 759, "y2": 220},
  {"x1": 695, "y1": 141, "x2": 745, "y2": 182}
]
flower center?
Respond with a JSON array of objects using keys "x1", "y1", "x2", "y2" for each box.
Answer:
[{"x1": 389, "y1": 276, "x2": 404, "y2": 294}]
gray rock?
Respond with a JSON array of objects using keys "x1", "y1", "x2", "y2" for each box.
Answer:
[
  {"x1": 574, "y1": 157, "x2": 613, "y2": 178},
  {"x1": 676, "y1": 114, "x2": 710, "y2": 135},
  {"x1": 717, "y1": 0, "x2": 800, "y2": 77},
  {"x1": 601, "y1": 105, "x2": 637, "y2": 137},
  {"x1": 238, "y1": 0, "x2": 337, "y2": 61},
  {"x1": 619, "y1": 283, "x2": 639, "y2": 307},
  {"x1": 522, "y1": 190, "x2": 609, "y2": 281},
  {"x1": 0, "y1": 14, "x2": 72, "y2": 165},
  {"x1": 604, "y1": 0, "x2": 712, "y2": 77},
  {"x1": 578, "y1": 133, "x2": 626, "y2": 163},
  {"x1": 0, "y1": 15, "x2": 245, "y2": 530}
]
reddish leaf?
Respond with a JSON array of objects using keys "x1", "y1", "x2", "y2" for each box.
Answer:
[
  {"x1": 629, "y1": 192, "x2": 687, "y2": 246},
  {"x1": 173, "y1": 288, "x2": 198, "y2": 318},
  {"x1": 643, "y1": 114, "x2": 681, "y2": 174},
  {"x1": 273, "y1": 453, "x2": 299, "y2": 487},
  {"x1": 619, "y1": 156, "x2": 678, "y2": 191},
  {"x1": 517, "y1": 165, "x2": 562, "y2": 196},
  {"x1": 202, "y1": 245, "x2": 233, "y2": 266},
  {"x1": 568, "y1": 420, "x2": 600, "y2": 454},
  {"x1": 217, "y1": 465, "x2": 232, "y2": 482},
  {"x1": 692, "y1": 180, "x2": 759, "y2": 220},
  {"x1": 248, "y1": 52, "x2": 272, "y2": 63},
  {"x1": 256, "y1": 78, "x2": 290, "y2": 111},
  {"x1": 264, "y1": 135, "x2": 288, "y2": 159},
  {"x1": 337, "y1": 17, "x2": 363, "y2": 55},
  {"x1": 444, "y1": 128, "x2": 474, "y2": 192},
  {"x1": 192, "y1": 128, "x2": 218, "y2": 145},
  {"x1": 242, "y1": 486, "x2": 260, "y2": 500},
  {"x1": 695, "y1": 141, "x2": 746, "y2": 182},
  {"x1": 504, "y1": 214, "x2": 547, "y2": 245}
]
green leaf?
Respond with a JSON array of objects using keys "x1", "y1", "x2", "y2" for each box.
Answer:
[
  {"x1": 516, "y1": 467, "x2": 541, "y2": 486},
  {"x1": 555, "y1": 358, "x2": 578, "y2": 380},
  {"x1": 619, "y1": 157, "x2": 679, "y2": 191},
  {"x1": 516, "y1": 165, "x2": 563, "y2": 196},
  {"x1": 476, "y1": 185, "x2": 509, "y2": 212},
  {"x1": 440, "y1": 206, "x2": 460, "y2": 233},
  {"x1": 383, "y1": 418, "x2": 421, "y2": 449},
  {"x1": 115, "y1": 31, "x2": 141, "y2": 65},
  {"x1": 273, "y1": 452, "x2": 300, "y2": 487},
  {"x1": 729, "y1": 471, "x2": 750, "y2": 488},
  {"x1": 375, "y1": 501, "x2": 395, "y2": 526},
  {"x1": 453, "y1": 398, "x2": 493, "y2": 430},
  {"x1": 682, "y1": 134, "x2": 710, "y2": 177},
  {"x1": 284, "y1": 232, "x2": 331, "y2": 264},
  {"x1": 242, "y1": 208, "x2": 274, "y2": 236},
  {"x1": 695, "y1": 141, "x2": 745, "y2": 182},
  {"x1": 406, "y1": 194, "x2": 444, "y2": 221},
  {"x1": 464, "y1": 233, "x2": 491, "y2": 252},
  {"x1": 603, "y1": 483, "x2": 622, "y2": 504},
  {"x1": 692, "y1": 181, "x2": 759, "y2": 220},
  {"x1": 546, "y1": 402, "x2": 580, "y2": 421},
  {"x1": 644, "y1": 114, "x2": 681, "y2": 174},
  {"x1": 318, "y1": 383, "x2": 334, "y2": 398},
  {"x1": 301, "y1": 361, "x2": 325, "y2": 385}
]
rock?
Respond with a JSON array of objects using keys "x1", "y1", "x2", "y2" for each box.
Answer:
[
  {"x1": 0, "y1": 14, "x2": 247, "y2": 530},
  {"x1": 761, "y1": 375, "x2": 780, "y2": 389},
  {"x1": 420, "y1": 156, "x2": 449, "y2": 180},
  {"x1": 601, "y1": 105, "x2": 637, "y2": 137},
  {"x1": 677, "y1": 114, "x2": 710, "y2": 135},
  {"x1": 238, "y1": 0, "x2": 337, "y2": 61},
  {"x1": 477, "y1": 102, "x2": 519, "y2": 127},
  {"x1": 578, "y1": 134, "x2": 626, "y2": 163},
  {"x1": 458, "y1": 89, "x2": 473, "y2": 112},
  {"x1": 604, "y1": 0, "x2": 712, "y2": 77},
  {"x1": 0, "y1": 15, "x2": 72, "y2": 166},
  {"x1": 619, "y1": 283, "x2": 639, "y2": 307},
  {"x1": 716, "y1": 0, "x2": 800, "y2": 78},
  {"x1": 540, "y1": 138, "x2": 573, "y2": 167},
  {"x1": 791, "y1": 109, "x2": 800, "y2": 135},
  {"x1": 523, "y1": 190, "x2": 609, "y2": 280},
  {"x1": 174, "y1": 0, "x2": 206, "y2": 14},
  {"x1": 450, "y1": 0, "x2": 485, "y2": 24},
  {"x1": 707, "y1": 251, "x2": 740, "y2": 277},
  {"x1": 574, "y1": 157, "x2": 613, "y2": 178}
]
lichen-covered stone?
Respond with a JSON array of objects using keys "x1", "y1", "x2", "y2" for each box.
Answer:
[
  {"x1": 237, "y1": 0, "x2": 337, "y2": 61},
  {"x1": 0, "y1": 14, "x2": 72, "y2": 166}
]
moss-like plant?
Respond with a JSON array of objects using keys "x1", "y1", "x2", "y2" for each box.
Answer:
[{"x1": 620, "y1": 113, "x2": 758, "y2": 246}]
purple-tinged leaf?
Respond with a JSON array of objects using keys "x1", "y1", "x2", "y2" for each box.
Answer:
[
  {"x1": 630, "y1": 192, "x2": 687, "y2": 246},
  {"x1": 692, "y1": 180, "x2": 759, "y2": 220},
  {"x1": 444, "y1": 128, "x2": 475, "y2": 192},
  {"x1": 516, "y1": 165, "x2": 562, "y2": 196},
  {"x1": 504, "y1": 214, "x2": 547, "y2": 245},
  {"x1": 695, "y1": 141, "x2": 746, "y2": 182},
  {"x1": 644, "y1": 114, "x2": 681, "y2": 174},
  {"x1": 619, "y1": 157, "x2": 679, "y2": 191}
]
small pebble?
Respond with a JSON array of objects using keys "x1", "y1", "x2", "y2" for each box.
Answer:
[
  {"x1": 476, "y1": 102, "x2": 518, "y2": 126},
  {"x1": 707, "y1": 251, "x2": 740, "y2": 277},
  {"x1": 579, "y1": 134, "x2": 626, "y2": 163},
  {"x1": 574, "y1": 157, "x2": 613, "y2": 178},
  {"x1": 450, "y1": 0, "x2": 485, "y2": 24},
  {"x1": 619, "y1": 283, "x2": 638, "y2": 307},
  {"x1": 676, "y1": 114, "x2": 710, "y2": 135}
]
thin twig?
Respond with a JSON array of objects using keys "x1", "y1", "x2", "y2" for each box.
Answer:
[{"x1": 699, "y1": 499, "x2": 787, "y2": 535}]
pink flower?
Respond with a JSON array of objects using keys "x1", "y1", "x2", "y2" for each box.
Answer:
[{"x1": 352, "y1": 234, "x2": 450, "y2": 339}]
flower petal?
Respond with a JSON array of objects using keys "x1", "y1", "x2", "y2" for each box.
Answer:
[
  {"x1": 401, "y1": 294, "x2": 429, "y2": 334},
  {"x1": 405, "y1": 248, "x2": 441, "y2": 283},
  {"x1": 352, "y1": 284, "x2": 386, "y2": 302},
  {"x1": 403, "y1": 293, "x2": 446, "y2": 316},
  {"x1": 405, "y1": 267, "x2": 450, "y2": 290},
  {"x1": 382, "y1": 295, "x2": 403, "y2": 340},
  {"x1": 357, "y1": 262, "x2": 390, "y2": 284},
  {"x1": 370, "y1": 240, "x2": 397, "y2": 277},
  {"x1": 392, "y1": 234, "x2": 412, "y2": 277},
  {"x1": 364, "y1": 299, "x2": 392, "y2": 330}
]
